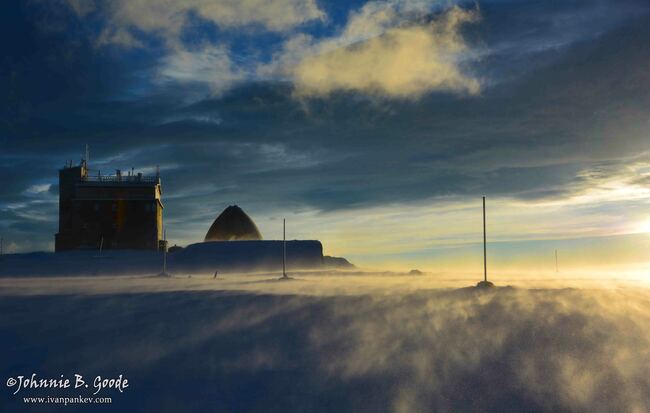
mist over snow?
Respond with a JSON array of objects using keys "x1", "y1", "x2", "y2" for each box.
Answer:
[{"x1": 2, "y1": 274, "x2": 650, "y2": 412}]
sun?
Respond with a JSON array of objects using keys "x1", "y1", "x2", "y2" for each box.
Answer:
[{"x1": 637, "y1": 219, "x2": 650, "y2": 234}]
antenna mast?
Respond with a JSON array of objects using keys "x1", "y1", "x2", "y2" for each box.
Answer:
[
  {"x1": 483, "y1": 196, "x2": 487, "y2": 283},
  {"x1": 282, "y1": 218, "x2": 287, "y2": 278},
  {"x1": 476, "y1": 196, "x2": 494, "y2": 288}
]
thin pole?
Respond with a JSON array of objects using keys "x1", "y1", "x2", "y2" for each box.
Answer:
[
  {"x1": 163, "y1": 229, "x2": 167, "y2": 275},
  {"x1": 483, "y1": 196, "x2": 487, "y2": 282},
  {"x1": 555, "y1": 249, "x2": 558, "y2": 273},
  {"x1": 282, "y1": 219, "x2": 287, "y2": 278}
]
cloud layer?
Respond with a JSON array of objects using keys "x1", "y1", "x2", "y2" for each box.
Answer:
[{"x1": 62, "y1": 0, "x2": 481, "y2": 98}]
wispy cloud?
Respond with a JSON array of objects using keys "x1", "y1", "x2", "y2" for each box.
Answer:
[
  {"x1": 63, "y1": 0, "x2": 326, "y2": 95},
  {"x1": 157, "y1": 45, "x2": 246, "y2": 95},
  {"x1": 22, "y1": 183, "x2": 52, "y2": 196},
  {"x1": 66, "y1": 0, "x2": 325, "y2": 46}
]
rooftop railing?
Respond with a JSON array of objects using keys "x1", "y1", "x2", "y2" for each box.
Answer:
[{"x1": 81, "y1": 174, "x2": 159, "y2": 184}]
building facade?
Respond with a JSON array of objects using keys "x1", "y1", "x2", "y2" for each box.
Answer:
[{"x1": 55, "y1": 160, "x2": 164, "y2": 251}]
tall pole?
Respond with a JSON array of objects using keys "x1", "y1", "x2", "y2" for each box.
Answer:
[
  {"x1": 163, "y1": 228, "x2": 167, "y2": 275},
  {"x1": 483, "y1": 196, "x2": 487, "y2": 282},
  {"x1": 555, "y1": 249, "x2": 558, "y2": 273},
  {"x1": 282, "y1": 219, "x2": 287, "y2": 278}
]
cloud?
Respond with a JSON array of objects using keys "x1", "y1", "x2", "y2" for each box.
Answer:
[
  {"x1": 64, "y1": 0, "x2": 95, "y2": 17},
  {"x1": 95, "y1": 27, "x2": 144, "y2": 49},
  {"x1": 62, "y1": 0, "x2": 324, "y2": 95},
  {"x1": 157, "y1": 45, "x2": 246, "y2": 95},
  {"x1": 22, "y1": 184, "x2": 52, "y2": 196},
  {"x1": 266, "y1": 4, "x2": 481, "y2": 98},
  {"x1": 66, "y1": 0, "x2": 325, "y2": 46}
]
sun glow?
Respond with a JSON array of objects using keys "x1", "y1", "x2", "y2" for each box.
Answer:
[{"x1": 637, "y1": 219, "x2": 650, "y2": 234}]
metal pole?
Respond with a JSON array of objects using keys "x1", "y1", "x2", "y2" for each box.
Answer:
[
  {"x1": 163, "y1": 229, "x2": 167, "y2": 275},
  {"x1": 283, "y1": 219, "x2": 287, "y2": 278},
  {"x1": 483, "y1": 196, "x2": 487, "y2": 282}
]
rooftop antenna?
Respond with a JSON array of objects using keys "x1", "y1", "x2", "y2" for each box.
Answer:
[{"x1": 477, "y1": 196, "x2": 495, "y2": 288}]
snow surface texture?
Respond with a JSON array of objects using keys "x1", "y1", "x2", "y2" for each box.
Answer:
[{"x1": 1, "y1": 274, "x2": 650, "y2": 412}]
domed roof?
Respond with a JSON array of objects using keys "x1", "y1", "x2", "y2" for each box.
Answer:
[{"x1": 204, "y1": 205, "x2": 263, "y2": 241}]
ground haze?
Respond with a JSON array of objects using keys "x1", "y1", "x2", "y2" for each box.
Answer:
[{"x1": 2, "y1": 272, "x2": 649, "y2": 412}]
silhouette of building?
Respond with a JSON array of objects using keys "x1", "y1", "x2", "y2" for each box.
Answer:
[
  {"x1": 204, "y1": 205, "x2": 262, "y2": 241},
  {"x1": 55, "y1": 159, "x2": 163, "y2": 252}
]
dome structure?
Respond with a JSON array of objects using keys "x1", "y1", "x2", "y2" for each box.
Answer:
[{"x1": 204, "y1": 205, "x2": 263, "y2": 241}]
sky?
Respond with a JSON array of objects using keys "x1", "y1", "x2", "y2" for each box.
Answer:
[{"x1": 1, "y1": 0, "x2": 649, "y2": 273}]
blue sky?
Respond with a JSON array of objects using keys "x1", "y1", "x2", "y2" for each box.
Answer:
[{"x1": 1, "y1": 0, "x2": 649, "y2": 271}]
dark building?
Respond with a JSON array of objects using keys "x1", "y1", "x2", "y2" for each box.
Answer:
[{"x1": 55, "y1": 159, "x2": 163, "y2": 252}]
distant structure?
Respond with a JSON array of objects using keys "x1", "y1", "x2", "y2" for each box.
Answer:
[
  {"x1": 55, "y1": 157, "x2": 164, "y2": 252},
  {"x1": 204, "y1": 205, "x2": 262, "y2": 241}
]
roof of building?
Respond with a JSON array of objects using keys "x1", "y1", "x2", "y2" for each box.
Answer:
[{"x1": 204, "y1": 205, "x2": 263, "y2": 242}]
